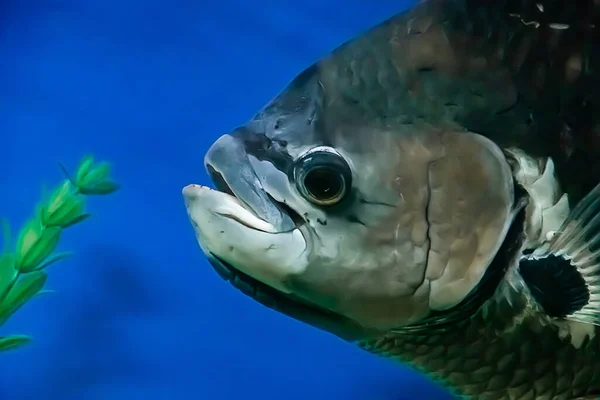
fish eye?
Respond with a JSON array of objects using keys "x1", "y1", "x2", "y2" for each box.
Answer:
[{"x1": 293, "y1": 148, "x2": 352, "y2": 206}]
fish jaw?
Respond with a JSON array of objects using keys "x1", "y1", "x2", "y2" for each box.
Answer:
[{"x1": 182, "y1": 184, "x2": 308, "y2": 294}]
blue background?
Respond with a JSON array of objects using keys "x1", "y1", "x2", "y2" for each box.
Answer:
[{"x1": 0, "y1": 0, "x2": 452, "y2": 399}]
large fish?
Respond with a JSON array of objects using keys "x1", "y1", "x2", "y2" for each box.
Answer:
[{"x1": 183, "y1": 0, "x2": 600, "y2": 398}]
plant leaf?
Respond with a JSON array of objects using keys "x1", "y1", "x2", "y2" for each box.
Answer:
[
  {"x1": 78, "y1": 180, "x2": 120, "y2": 195},
  {"x1": 14, "y1": 219, "x2": 44, "y2": 264},
  {"x1": 0, "y1": 271, "x2": 47, "y2": 327},
  {"x1": 0, "y1": 335, "x2": 32, "y2": 352},
  {"x1": 61, "y1": 213, "x2": 91, "y2": 229},
  {"x1": 35, "y1": 251, "x2": 72, "y2": 271},
  {"x1": 16, "y1": 226, "x2": 62, "y2": 273},
  {"x1": 75, "y1": 155, "x2": 95, "y2": 185},
  {"x1": 45, "y1": 180, "x2": 71, "y2": 216},
  {"x1": 0, "y1": 253, "x2": 17, "y2": 304},
  {"x1": 43, "y1": 195, "x2": 86, "y2": 228},
  {"x1": 34, "y1": 289, "x2": 56, "y2": 298},
  {"x1": 79, "y1": 162, "x2": 111, "y2": 187}
]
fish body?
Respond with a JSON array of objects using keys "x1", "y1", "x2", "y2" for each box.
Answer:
[{"x1": 183, "y1": 1, "x2": 600, "y2": 399}]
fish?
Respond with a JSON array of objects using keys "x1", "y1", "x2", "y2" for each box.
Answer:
[{"x1": 182, "y1": 0, "x2": 600, "y2": 398}]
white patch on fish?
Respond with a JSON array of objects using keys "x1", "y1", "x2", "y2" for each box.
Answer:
[
  {"x1": 554, "y1": 320, "x2": 596, "y2": 349},
  {"x1": 504, "y1": 148, "x2": 571, "y2": 248},
  {"x1": 182, "y1": 184, "x2": 309, "y2": 293}
]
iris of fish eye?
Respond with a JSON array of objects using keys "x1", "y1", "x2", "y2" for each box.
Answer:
[
  {"x1": 304, "y1": 167, "x2": 345, "y2": 203},
  {"x1": 294, "y1": 150, "x2": 352, "y2": 206}
]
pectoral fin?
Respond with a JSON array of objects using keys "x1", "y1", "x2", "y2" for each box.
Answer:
[{"x1": 519, "y1": 183, "x2": 600, "y2": 325}]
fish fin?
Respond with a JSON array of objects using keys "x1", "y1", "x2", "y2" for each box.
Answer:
[{"x1": 519, "y1": 182, "x2": 600, "y2": 325}]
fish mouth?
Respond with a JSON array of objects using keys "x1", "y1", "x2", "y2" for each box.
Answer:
[
  {"x1": 183, "y1": 134, "x2": 373, "y2": 341},
  {"x1": 184, "y1": 178, "x2": 371, "y2": 341},
  {"x1": 184, "y1": 175, "x2": 308, "y2": 306},
  {"x1": 202, "y1": 133, "x2": 299, "y2": 233},
  {"x1": 205, "y1": 165, "x2": 306, "y2": 232}
]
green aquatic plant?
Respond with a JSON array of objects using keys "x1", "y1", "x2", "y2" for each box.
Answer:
[{"x1": 0, "y1": 155, "x2": 119, "y2": 352}]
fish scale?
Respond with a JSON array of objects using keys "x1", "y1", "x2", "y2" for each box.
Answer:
[{"x1": 358, "y1": 285, "x2": 600, "y2": 399}]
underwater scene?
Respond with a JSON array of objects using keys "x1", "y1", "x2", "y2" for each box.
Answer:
[
  {"x1": 4, "y1": 0, "x2": 600, "y2": 399},
  {"x1": 0, "y1": 0, "x2": 448, "y2": 399}
]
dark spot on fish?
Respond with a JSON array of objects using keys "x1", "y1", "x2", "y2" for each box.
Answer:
[
  {"x1": 519, "y1": 254, "x2": 590, "y2": 318},
  {"x1": 233, "y1": 128, "x2": 294, "y2": 174},
  {"x1": 303, "y1": 212, "x2": 311, "y2": 225},
  {"x1": 346, "y1": 215, "x2": 366, "y2": 226},
  {"x1": 317, "y1": 218, "x2": 327, "y2": 226}
]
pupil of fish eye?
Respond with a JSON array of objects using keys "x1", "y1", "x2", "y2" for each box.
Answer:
[{"x1": 304, "y1": 167, "x2": 343, "y2": 201}]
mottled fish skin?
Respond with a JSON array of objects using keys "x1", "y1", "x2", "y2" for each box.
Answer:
[
  {"x1": 312, "y1": 0, "x2": 600, "y2": 203},
  {"x1": 192, "y1": 0, "x2": 600, "y2": 398},
  {"x1": 342, "y1": 0, "x2": 600, "y2": 398}
]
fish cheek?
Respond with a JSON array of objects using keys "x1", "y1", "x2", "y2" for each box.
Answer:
[
  {"x1": 281, "y1": 128, "x2": 441, "y2": 329},
  {"x1": 284, "y1": 254, "x2": 432, "y2": 330},
  {"x1": 283, "y1": 214, "x2": 434, "y2": 330}
]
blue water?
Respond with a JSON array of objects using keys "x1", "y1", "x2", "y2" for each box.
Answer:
[{"x1": 0, "y1": 1, "x2": 453, "y2": 399}]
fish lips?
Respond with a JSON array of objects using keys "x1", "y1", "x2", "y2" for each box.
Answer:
[
  {"x1": 187, "y1": 132, "x2": 305, "y2": 295},
  {"x1": 203, "y1": 133, "x2": 296, "y2": 233},
  {"x1": 182, "y1": 183, "x2": 307, "y2": 294}
]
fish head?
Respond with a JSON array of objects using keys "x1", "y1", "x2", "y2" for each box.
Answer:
[{"x1": 184, "y1": 6, "x2": 521, "y2": 341}]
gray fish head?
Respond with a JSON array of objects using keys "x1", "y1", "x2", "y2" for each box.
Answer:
[{"x1": 184, "y1": 5, "x2": 521, "y2": 341}]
